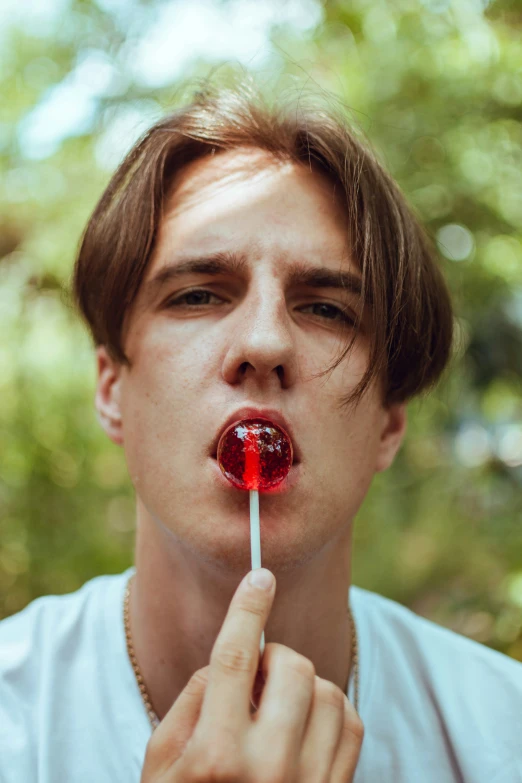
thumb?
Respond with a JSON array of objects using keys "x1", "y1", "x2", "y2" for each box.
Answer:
[{"x1": 144, "y1": 666, "x2": 210, "y2": 772}]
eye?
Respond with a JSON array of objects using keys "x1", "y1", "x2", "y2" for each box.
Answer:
[
  {"x1": 166, "y1": 289, "x2": 223, "y2": 307},
  {"x1": 165, "y1": 290, "x2": 357, "y2": 327},
  {"x1": 300, "y1": 302, "x2": 356, "y2": 325}
]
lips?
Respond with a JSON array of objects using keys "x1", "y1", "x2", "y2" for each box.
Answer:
[{"x1": 210, "y1": 407, "x2": 301, "y2": 465}]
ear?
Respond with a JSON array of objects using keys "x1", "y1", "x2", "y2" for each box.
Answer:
[
  {"x1": 94, "y1": 346, "x2": 124, "y2": 446},
  {"x1": 374, "y1": 403, "x2": 407, "y2": 473}
]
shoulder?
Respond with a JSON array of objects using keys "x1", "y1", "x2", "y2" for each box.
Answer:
[
  {"x1": 0, "y1": 570, "x2": 132, "y2": 711},
  {"x1": 351, "y1": 584, "x2": 522, "y2": 685},
  {"x1": 350, "y1": 586, "x2": 522, "y2": 781},
  {"x1": 0, "y1": 569, "x2": 135, "y2": 780},
  {"x1": 0, "y1": 571, "x2": 129, "y2": 656},
  {"x1": 351, "y1": 585, "x2": 522, "y2": 773},
  {"x1": 350, "y1": 587, "x2": 522, "y2": 779}
]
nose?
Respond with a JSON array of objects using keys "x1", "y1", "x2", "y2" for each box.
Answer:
[{"x1": 221, "y1": 286, "x2": 298, "y2": 390}]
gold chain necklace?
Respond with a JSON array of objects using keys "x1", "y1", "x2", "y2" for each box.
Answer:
[{"x1": 123, "y1": 574, "x2": 359, "y2": 731}]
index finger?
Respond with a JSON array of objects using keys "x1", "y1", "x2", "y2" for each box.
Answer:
[{"x1": 199, "y1": 568, "x2": 276, "y2": 731}]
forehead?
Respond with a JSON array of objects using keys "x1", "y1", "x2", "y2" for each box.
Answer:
[
  {"x1": 168, "y1": 147, "x2": 341, "y2": 213},
  {"x1": 153, "y1": 148, "x2": 351, "y2": 268},
  {"x1": 126, "y1": 148, "x2": 372, "y2": 340}
]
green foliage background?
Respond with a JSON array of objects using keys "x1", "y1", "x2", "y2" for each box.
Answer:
[{"x1": 1, "y1": 0, "x2": 521, "y2": 661}]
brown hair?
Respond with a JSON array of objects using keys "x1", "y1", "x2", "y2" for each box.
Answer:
[{"x1": 72, "y1": 80, "x2": 454, "y2": 407}]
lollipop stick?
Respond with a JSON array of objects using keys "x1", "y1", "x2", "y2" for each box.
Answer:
[{"x1": 249, "y1": 489, "x2": 265, "y2": 657}]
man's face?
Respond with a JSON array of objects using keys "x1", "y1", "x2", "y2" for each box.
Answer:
[{"x1": 97, "y1": 148, "x2": 406, "y2": 573}]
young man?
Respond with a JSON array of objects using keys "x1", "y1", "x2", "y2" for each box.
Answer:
[{"x1": 1, "y1": 84, "x2": 521, "y2": 783}]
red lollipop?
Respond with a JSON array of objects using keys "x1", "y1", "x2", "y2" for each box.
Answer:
[{"x1": 217, "y1": 418, "x2": 293, "y2": 491}]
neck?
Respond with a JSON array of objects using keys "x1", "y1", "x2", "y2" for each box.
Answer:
[{"x1": 129, "y1": 504, "x2": 354, "y2": 721}]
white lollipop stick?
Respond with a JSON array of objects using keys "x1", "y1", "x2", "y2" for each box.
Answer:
[{"x1": 249, "y1": 488, "x2": 264, "y2": 657}]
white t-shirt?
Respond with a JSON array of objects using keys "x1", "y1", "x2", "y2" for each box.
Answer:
[{"x1": 0, "y1": 568, "x2": 521, "y2": 782}]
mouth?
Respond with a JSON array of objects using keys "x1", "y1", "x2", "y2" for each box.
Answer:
[
  {"x1": 209, "y1": 452, "x2": 301, "y2": 496},
  {"x1": 209, "y1": 406, "x2": 301, "y2": 466}
]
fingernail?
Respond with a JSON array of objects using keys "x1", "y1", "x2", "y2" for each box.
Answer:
[{"x1": 248, "y1": 569, "x2": 274, "y2": 591}]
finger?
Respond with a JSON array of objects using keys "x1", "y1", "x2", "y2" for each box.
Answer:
[
  {"x1": 143, "y1": 666, "x2": 210, "y2": 773},
  {"x1": 330, "y1": 697, "x2": 365, "y2": 782},
  {"x1": 250, "y1": 666, "x2": 266, "y2": 712},
  {"x1": 253, "y1": 643, "x2": 315, "y2": 768},
  {"x1": 199, "y1": 569, "x2": 276, "y2": 732},
  {"x1": 298, "y1": 676, "x2": 346, "y2": 782}
]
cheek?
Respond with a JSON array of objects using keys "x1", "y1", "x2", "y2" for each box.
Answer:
[
  {"x1": 122, "y1": 352, "x2": 176, "y2": 426},
  {"x1": 129, "y1": 319, "x2": 220, "y2": 394},
  {"x1": 310, "y1": 374, "x2": 383, "y2": 490},
  {"x1": 120, "y1": 330, "x2": 216, "y2": 472}
]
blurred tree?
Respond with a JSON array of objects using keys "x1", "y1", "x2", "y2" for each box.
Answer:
[{"x1": 0, "y1": 0, "x2": 521, "y2": 659}]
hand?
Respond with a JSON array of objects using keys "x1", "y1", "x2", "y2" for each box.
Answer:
[{"x1": 140, "y1": 568, "x2": 364, "y2": 782}]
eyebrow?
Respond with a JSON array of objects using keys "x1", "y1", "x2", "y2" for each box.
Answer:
[{"x1": 143, "y1": 251, "x2": 370, "y2": 304}]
